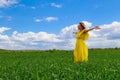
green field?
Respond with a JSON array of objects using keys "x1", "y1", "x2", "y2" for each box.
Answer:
[{"x1": 0, "y1": 49, "x2": 120, "y2": 80}]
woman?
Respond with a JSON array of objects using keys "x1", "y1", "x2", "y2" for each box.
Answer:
[{"x1": 73, "y1": 22, "x2": 100, "y2": 63}]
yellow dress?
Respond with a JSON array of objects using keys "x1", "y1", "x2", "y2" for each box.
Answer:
[{"x1": 74, "y1": 29, "x2": 89, "y2": 62}]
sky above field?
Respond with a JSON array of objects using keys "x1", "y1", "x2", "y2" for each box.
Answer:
[{"x1": 0, "y1": 0, "x2": 120, "y2": 50}]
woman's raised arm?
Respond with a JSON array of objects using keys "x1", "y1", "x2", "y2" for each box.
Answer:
[{"x1": 85, "y1": 26, "x2": 101, "y2": 32}]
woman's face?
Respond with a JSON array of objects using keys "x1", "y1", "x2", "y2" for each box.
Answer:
[{"x1": 78, "y1": 24, "x2": 83, "y2": 30}]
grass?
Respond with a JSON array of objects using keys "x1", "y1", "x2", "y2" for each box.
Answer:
[{"x1": 0, "y1": 49, "x2": 120, "y2": 80}]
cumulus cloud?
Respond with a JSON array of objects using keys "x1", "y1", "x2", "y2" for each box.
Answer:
[
  {"x1": 88, "y1": 21, "x2": 120, "y2": 39},
  {"x1": 45, "y1": 17, "x2": 58, "y2": 22},
  {"x1": 0, "y1": 29, "x2": 63, "y2": 50},
  {"x1": 0, "y1": 0, "x2": 18, "y2": 8},
  {"x1": 0, "y1": 27, "x2": 11, "y2": 33},
  {"x1": 51, "y1": 3, "x2": 62, "y2": 8},
  {"x1": 0, "y1": 34, "x2": 9, "y2": 40},
  {"x1": 0, "y1": 21, "x2": 120, "y2": 50},
  {"x1": 86, "y1": 21, "x2": 120, "y2": 48},
  {"x1": 7, "y1": 31, "x2": 64, "y2": 50},
  {"x1": 12, "y1": 31, "x2": 63, "y2": 43},
  {"x1": 101, "y1": 21, "x2": 120, "y2": 39},
  {"x1": 60, "y1": 24, "x2": 77, "y2": 39}
]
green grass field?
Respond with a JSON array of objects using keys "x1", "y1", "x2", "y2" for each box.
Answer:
[{"x1": 0, "y1": 49, "x2": 120, "y2": 80}]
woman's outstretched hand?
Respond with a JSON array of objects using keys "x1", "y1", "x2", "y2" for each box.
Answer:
[{"x1": 94, "y1": 26, "x2": 101, "y2": 30}]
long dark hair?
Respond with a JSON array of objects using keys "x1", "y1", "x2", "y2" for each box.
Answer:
[{"x1": 79, "y1": 22, "x2": 86, "y2": 29}]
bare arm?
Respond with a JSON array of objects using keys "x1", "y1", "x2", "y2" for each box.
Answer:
[{"x1": 85, "y1": 26, "x2": 101, "y2": 32}]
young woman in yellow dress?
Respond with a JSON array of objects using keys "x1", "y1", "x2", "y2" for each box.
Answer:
[{"x1": 73, "y1": 22, "x2": 101, "y2": 63}]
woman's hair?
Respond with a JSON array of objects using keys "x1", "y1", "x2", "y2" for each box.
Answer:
[{"x1": 79, "y1": 22, "x2": 86, "y2": 29}]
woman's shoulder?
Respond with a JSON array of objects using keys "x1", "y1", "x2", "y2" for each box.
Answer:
[{"x1": 77, "y1": 29, "x2": 87, "y2": 33}]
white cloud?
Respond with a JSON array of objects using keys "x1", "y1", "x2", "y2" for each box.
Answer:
[
  {"x1": 8, "y1": 31, "x2": 63, "y2": 50},
  {"x1": 0, "y1": 27, "x2": 10, "y2": 33},
  {"x1": 35, "y1": 17, "x2": 58, "y2": 23},
  {"x1": 0, "y1": 28, "x2": 63, "y2": 50},
  {"x1": 35, "y1": 19, "x2": 42, "y2": 23},
  {"x1": 0, "y1": 32, "x2": 13, "y2": 49},
  {"x1": 60, "y1": 24, "x2": 77, "y2": 39},
  {"x1": 0, "y1": 34, "x2": 9, "y2": 40},
  {"x1": 0, "y1": 21, "x2": 120, "y2": 50},
  {"x1": 40, "y1": 3, "x2": 62, "y2": 8},
  {"x1": 12, "y1": 31, "x2": 63, "y2": 43},
  {"x1": 89, "y1": 21, "x2": 120, "y2": 39},
  {"x1": 45, "y1": 17, "x2": 58, "y2": 22},
  {"x1": 82, "y1": 21, "x2": 92, "y2": 28},
  {"x1": 0, "y1": 0, "x2": 18, "y2": 8},
  {"x1": 86, "y1": 21, "x2": 120, "y2": 48},
  {"x1": 51, "y1": 3, "x2": 62, "y2": 8}
]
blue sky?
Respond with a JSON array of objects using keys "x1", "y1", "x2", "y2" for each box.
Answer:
[
  {"x1": 0, "y1": 0, "x2": 120, "y2": 50},
  {"x1": 1, "y1": 0, "x2": 120, "y2": 33}
]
